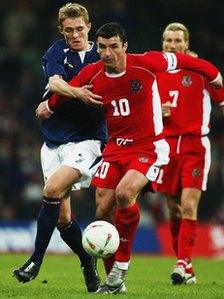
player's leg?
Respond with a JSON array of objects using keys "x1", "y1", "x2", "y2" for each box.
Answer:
[
  {"x1": 55, "y1": 140, "x2": 103, "y2": 290},
  {"x1": 95, "y1": 187, "x2": 116, "y2": 275},
  {"x1": 95, "y1": 187, "x2": 116, "y2": 223},
  {"x1": 12, "y1": 164, "x2": 81, "y2": 283},
  {"x1": 97, "y1": 170, "x2": 148, "y2": 294},
  {"x1": 171, "y1": 187, "x2": 200, "y2": 284},
  {"x1": 58, "y1": 195, "x2": 100, "y2": 292},
  {"x1": 12, "y1": 145, "x2": 60, "y2": 282},
  {"x1": 13, "y1": 140, "x2": 100, "y2": 287},
  {"x1": 166, "y1": 195, "x2": 182, "y2": 257},
  {"x1": 171, "y1": 136, "x2": 210, "y2": 284}
]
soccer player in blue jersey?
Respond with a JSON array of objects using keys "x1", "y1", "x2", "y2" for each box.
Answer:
[{"x1": 13, "y1": 3, "x2": 106, "y2": 292}]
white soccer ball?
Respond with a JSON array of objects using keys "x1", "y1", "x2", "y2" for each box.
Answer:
[{"x1": 82, "y1": 220, "x2": 120, "y2": 258}]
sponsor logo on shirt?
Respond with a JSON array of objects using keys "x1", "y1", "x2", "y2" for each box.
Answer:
[
  {"x1": 130, "y1": 79, "x2": 142, "y2": 92},
  {"x1": 182, "y1": 75, "x2": 192, "y2": 87},
  {"x1": 139, "y1": 157, "x2": 149, "y2": 163},
  {"x1": 116, "y1": 138, "x2": 133, "y2": 146},
  {"x1": 64, "y1": 57, "x2": 74, "y2": 68}
]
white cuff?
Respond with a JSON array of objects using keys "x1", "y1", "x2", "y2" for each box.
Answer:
[
  {"x1": 210, "y1": 72, "x2": 222, "y2": 84},
  {"x1": 45, "y1": 100, "x2": 54, "y2": 114},
  {"x1": 163, "y1": 52, "x2": 177, "y2": 71}
]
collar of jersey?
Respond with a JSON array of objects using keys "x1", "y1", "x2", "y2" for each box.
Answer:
[
  {"x1": 105, "y1": 70, "x2": 126, "y2": 78},
  {"x1": 68, "y1": 41, "x2": 94, "y2": 53},
  {"x1": 168, "y1": 69, "x2": 181, "y2": 74}
]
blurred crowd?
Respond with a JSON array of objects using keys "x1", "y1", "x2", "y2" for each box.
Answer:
[{"x1": 0, "y1": 0, "x2": 224, "y2": 223}]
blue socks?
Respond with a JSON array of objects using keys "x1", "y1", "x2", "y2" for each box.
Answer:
[
  {"x1": 59, "y1": 220, "x2": 93, "y2": 267},
  {"x1": 31, "y1": 197, "x2": 60, "y2": 266}
]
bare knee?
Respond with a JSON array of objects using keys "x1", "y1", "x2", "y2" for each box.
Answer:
[
  {"x1": 181, "y1": 197, "x2": 199, "y2": 219},
  {"x1": 115, "y1": 185, "x2": 135, "y2": 208},
  {"x1": 44, "y1": 181, "x2": 61, "y2": 198},
  {"x1": 181, "y1": 199, "x2": 197, "y2": 219}
]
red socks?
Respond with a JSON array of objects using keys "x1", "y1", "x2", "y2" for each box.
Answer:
[
  {"x1": 103, "y1": 255, "x2": 115, "y2": 274},
  {"x1": 177, "y1": 219, "x2": 197, "y2": 263},
  {"x1": 114, "y1": 203, "x2": 140, "y2": 262},
  {"x1": 169, "y1": 219, "x2": 182, "y2": 256}
]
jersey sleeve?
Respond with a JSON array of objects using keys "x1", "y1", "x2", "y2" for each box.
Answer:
[
  {"x1": 42, "y1": 43, "x2": 67, "y2": 79},
  {"x1": 205, "y1": 80, "x2": 224, "y2": 105},
  {"x1": 174, "y1": 52, "x2": 220, "y2": 82},
  {"x1": 141, "y1": 51, "x2": 220, "y2": 82},
  {"x1": 48, "y1": 63, "x2": 95, "y2": 111}
]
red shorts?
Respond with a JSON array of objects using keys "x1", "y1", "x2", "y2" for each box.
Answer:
[
  {"x1": 156, "y1": 135, "x2": 211, "y2": 195},
  {"x1": 92, "y1": 137, "x2": 169, "y2": 190}
]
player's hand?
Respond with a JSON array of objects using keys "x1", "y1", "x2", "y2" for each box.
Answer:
[
  {"x1": 162, "y1": 101, "x2": 172, "y2": 117},
  {"x1": 210, "y1": 72, "x2": 223, "y2": 88},
  {"x1": 35, "y1": 101, "x2": 53, "y2": 119},
  {"x1": 75, "y1": 85, "x2": 103, "y2": 107}
]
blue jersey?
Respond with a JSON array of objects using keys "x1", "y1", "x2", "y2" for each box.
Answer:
[{"x1": 41, "y1": 39, "x2": 107, "y2": 148}]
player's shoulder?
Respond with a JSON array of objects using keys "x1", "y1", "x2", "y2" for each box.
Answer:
[
  {"x1": 127, "y1": 51, "x2": 161, "y2": 66},
  {"x1": 80, "y1": 60, "x2": 103, "y2": 76},
  {"x1": 44, "y1": 39, "x2": 68, "y2": 56}
]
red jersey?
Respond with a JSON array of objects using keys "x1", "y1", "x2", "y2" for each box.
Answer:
[
  {"x1": 157, "y1": 70, "x2": 224, "y2": 136},
  {"x1": 49, "y1": 51, "x2": 220, "y2": 141}
]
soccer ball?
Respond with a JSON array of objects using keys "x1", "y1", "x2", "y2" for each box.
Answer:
[{"x1": 82, "y1": 220, "x2": 120, "y2": 258}]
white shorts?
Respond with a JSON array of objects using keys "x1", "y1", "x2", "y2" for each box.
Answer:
[{"x1": 41, "y1": 140, "x2": 103, "y2": 190}]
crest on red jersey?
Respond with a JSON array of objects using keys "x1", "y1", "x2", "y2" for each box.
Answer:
[
  {"x1": 130, "y1": 80, "x2": 142, "y2": 92},
  {"x1": 192, "y1": 168, "x2": 201, "y2": 177},
  {"x1": 182, "y1": 75, "x2": 192, "y2": 87}
]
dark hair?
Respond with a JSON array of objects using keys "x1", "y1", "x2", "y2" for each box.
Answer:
[{"x1": 95, "y1": 22, "x2": 127, "y2": 44}]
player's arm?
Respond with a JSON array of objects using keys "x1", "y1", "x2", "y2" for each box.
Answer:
[
  {"x1": 49, "y1": 75, "x2": 99, "y2": 101},
  {"x1": 207, "y1": 83, "x2": 224, "y2": 114},
  {"x1": 36, "y1": 45, "x2": 67, "y2": 119},
  {"x1": 36, "y1": 70, "x2": 102, "y2": 119},
  {"x1": 173, "y1": 52, "x2": 223, "y2": 88},
  {"x1": 144, "y1": 51, "x2": 223, "y2": 88}
]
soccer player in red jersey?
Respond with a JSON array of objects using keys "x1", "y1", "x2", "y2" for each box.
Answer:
[
  {"x1": 37, "y1": 23, "x2": 222, "y2": 293},
  {"x1": 156, "y1": 22, "x2": 224, "y2": 285}
]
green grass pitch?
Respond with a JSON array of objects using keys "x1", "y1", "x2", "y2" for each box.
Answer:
[{"x1": 1, "y1": 254, "x2": 224, "y2": 298}]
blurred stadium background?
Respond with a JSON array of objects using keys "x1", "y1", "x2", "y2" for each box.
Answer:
[{"x1": 0, "y1": 0, "x2": 224, "y2": 256}]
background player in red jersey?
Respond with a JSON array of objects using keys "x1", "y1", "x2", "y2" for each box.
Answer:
[
  {"x1": 37, "y1": 22, "x2": 222, "y2": 294},
  {"x1": 156, "y1": 22, "x2": 224, "y2": 285}
]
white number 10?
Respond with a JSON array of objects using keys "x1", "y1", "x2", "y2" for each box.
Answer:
[{"x1": 111, "y1": 98, "x2": 130, "y2": 116}]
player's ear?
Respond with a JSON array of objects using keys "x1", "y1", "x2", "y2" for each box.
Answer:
[
  {"x1": 123, "y1": 42, "x2": 128, "y2": 52},
  {"x1": 58, "y1": 26, "x2": 63, "y2": 35},
  {"x1": 87, "y1": 22, "x2": 91, "y2": 33}
]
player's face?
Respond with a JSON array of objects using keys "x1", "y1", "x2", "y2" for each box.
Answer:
[
  {"x1": 162, "y1": 30, "x2": 189, "y2": 53},
  {"x1": 59, "y1": 17, "x2": 91, "y2": 51},
  {"x1": 97, "y1": 36, "x2": 127, "y2": 73}
]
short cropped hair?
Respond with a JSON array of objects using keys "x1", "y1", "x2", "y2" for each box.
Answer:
[
  {"x1": 58, "y1": 3, "x2": 89, "y2": 27},
  {"x1": 96, "y1": 22, "x2": 127, "y2": 45},
  {"x1": 162, "y1": 22, "x2": 190, "y2": 42}
]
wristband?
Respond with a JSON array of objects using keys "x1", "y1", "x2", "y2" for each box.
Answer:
[{"x1": 46, "y1": 100, "x2": 54, "y2": 114}]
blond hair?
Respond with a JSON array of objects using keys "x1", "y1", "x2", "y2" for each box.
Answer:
[
  {"x1": 58, "y1": 3, "x2": 89, "y2": 27},
  {"x1": 162, "y1": 22, "x2": 190, "y2": 42}
]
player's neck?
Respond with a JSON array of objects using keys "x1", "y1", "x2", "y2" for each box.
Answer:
[
  {"x1": 105, "y1": 55, "x2": 126, "y2": 74},
  {"x1": 82, "y1": 41, "x2": 91, "y2": 51}
]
